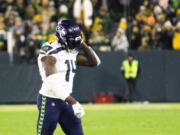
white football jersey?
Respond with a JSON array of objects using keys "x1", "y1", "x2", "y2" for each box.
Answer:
[{"x1": 38, "y1": 41, "x2": 78, "y2": 99}]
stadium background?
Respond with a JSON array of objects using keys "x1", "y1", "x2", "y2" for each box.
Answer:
[
  {"x1": 0, "y1": 0, "x2": 180, "y2": 103},
  {"x1": 1, "y1": 50, "x2": 180, "y2": 103}
]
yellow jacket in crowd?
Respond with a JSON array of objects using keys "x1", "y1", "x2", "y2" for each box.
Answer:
[{"x1": 173, "y1": 32, "x2": 180, "y2": 49}]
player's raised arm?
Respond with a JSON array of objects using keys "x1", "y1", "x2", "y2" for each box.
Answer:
[{"x1": 76, "y1": 41, "x2": 101, "y2": 67}]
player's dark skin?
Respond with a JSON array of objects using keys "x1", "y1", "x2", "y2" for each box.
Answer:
[{"x1": 41, "y1": 41, "x2": 99, "y2": 104}]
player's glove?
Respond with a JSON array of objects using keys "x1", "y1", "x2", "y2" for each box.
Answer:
[{"x1": 72, "y1": 102, "x2": 85, "y2": 118}]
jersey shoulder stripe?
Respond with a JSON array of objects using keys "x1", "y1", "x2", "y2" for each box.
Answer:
[
  {"x1": 40, "y1": 41, "x2": 65, "y2": 55},
  {"x1": 40, "y1": 42, "x2": 53, "y2": 54},
  {"x1": 48, "y1": 47, "x2": 65, "y2": 55},
  {"x1": 40, "y1": 45, "x2": 53, "y2": 54}
]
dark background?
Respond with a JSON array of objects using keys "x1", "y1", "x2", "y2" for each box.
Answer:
[{"x1": 0, "y1": 50, "x2": 180, "y2": 103}]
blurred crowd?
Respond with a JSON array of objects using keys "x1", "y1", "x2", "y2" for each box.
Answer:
[
  {"x1": 128, "y1": 0, "x2": 180, "y2": 51},
  {"x1": 0, "y1": 0, "x2": 180, "y2": 63}
]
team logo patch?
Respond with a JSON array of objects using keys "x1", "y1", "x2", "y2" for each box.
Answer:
[
  {"x1": 41, "y1": 45, "x2": 52, "y2": 53},
  {"x1": 51, "y1": 102, "x2": 55, "y2": 107},
  {"x1": 56, "y1": 26, "x2": 67, "y2": 37}
]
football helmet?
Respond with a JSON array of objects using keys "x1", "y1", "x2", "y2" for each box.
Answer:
[{"x1": 55, "y1": 20, "x2": 82, "y2": 49}]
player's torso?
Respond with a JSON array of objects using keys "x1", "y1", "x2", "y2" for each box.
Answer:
[
  {"x1": 54, "y1": 49, "x2": 77, "y2": 81},
  {"x1": 38, "y1": 41, "x2": 78, "y2": 98}
]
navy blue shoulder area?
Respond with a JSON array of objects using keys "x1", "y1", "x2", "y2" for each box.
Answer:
[
  {"x1": 40, "y1": 42, "x2": 65, "y2": 55},
  {"x1": 48, "y1": 47, "x2": 65, "y2": 55},
  {"x1": 40, "y1": 44, "x2": 53, "y2": 54},
  {"x1": 41, "y1": 45, "x2": 52, "y2": 51}
]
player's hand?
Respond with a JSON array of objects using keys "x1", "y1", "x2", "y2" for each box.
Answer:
[
  {"x1": 74, "y1": 36, "x2": 83, "y2": 48},
  {"x1": 72, "y1": 102, "x2": 85, "y2": 118}
]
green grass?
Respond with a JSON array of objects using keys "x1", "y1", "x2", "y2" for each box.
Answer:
[{"x1": 0, "y1": 103, "x2": 180, "y2": 135}]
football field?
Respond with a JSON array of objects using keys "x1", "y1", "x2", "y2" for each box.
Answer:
[{"x1": 0, "y1": 103, "x2": 180, "y2": 135}]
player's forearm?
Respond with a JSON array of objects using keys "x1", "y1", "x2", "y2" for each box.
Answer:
[
  {"x1": 80, "y1": 41, "x2": 101, "y2": 66},
  {"x1": 65, "y1": 96, "x2": 78, "y2": 105},
  {"x1": 66, "y1": 96, "x2": 85, "y2": 118}
]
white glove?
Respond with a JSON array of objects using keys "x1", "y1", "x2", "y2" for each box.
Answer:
[{"x1": 72, "y1": 102, "x2": 85, "y2": 118}]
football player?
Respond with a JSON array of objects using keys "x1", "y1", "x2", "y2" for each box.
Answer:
[{"x1": 37, "y1": 20, "x2": 101, "y2": 135}]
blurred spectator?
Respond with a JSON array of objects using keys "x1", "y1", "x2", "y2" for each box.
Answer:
[
  {"x1": 51, "y1": 4, "x2": 71, "y2": 22},
  {"x1": 151, "y1": 23, "x2": 163, "y2": 48},
  {"x1": 41, "y1": 0, "x2": 49, "y2": 7},
  {"x1": 135, "y1": 5, "x2": 150, "y2": 24},
  {"x1": 0, "y1": 0, "x2": 179, "y2": 63},
  {"x1": 12, "y1": 17, "x2": 25, "y2": 54},
  {"x1": 14, "y1": 0, "x2": 25, "y2": 19},
  {"x1": 73, "y1": 0, "x2": 93, "y2": 29},
  {"x1": 91, "y1": 0, "x2": 102, "y2": 19},
  {"x1": 158, "y1": 20, "x2": 174, "y2": 49},
  {"x1": 118, "y1": 18, "x2": 128, "y2": 31},
  {"x1": 0, "y1": 0, "x2": 14, "y2": 13},
  {"x1": 175, "y1": 8, "x2": 180, "y2": 23},
  {"x1": 0, "y1": 21, "x2": 7, "y2": 51},
  {"x1": 24, "y1": 24, "x2": 41, "y2": 64},
  {"x1": 90, "y1": 4, "x2": 113, "y2": 51},
  {"x1": 139, "y1": 25, "x2": 152, "y2": 49},
  {"x1": 172, "y1": 0, "x2": 180, "y2": 10},
  {"x1": 47, "y1": 2, "x2": 57, "y2": 22},
  {"x1": 89, "y1": 18, "x2": 109, "y2": 51},
  {"x1": 147, "y1": 15, "x2": 156, "y2": 26},
  {"x1": 128, "y1": 20, "x2": 141, "y2": 49},
  {"x1": 173, "y1": 21, "x2": 180, "y2": 49},
  {"x1": 138, "y1": 36, "x2": 151, "y2": 50},
  {"x1": 165, "y1": 1, "x2": 177, "y2": 24},
  {"x1": 111, "y1": 28, "x2": 129, "y2": 52},
  {"x1": 158, "y1": 0, "x2": 169, "y2": 10},
  {"x1": 153, "y1": 5, "x2": 165, "y2": 24},
  {"x1": 4, "y1": 6, "x2": 18, "y2": 28},
  {"x1": 92, "y1": 4, "x2": 113, "y2": 36},
  {"x1": 25, "y1": 3, "x2": 35, "y2": 20}
]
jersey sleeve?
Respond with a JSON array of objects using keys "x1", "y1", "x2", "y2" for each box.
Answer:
[{"x1": 40, "y1": 42, "x2": 53, "y2": 55}]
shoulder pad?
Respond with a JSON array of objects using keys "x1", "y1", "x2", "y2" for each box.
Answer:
[
  {"x1": 40, "y1": 42, "x2": 53, "y2": 55},
  {"x1": 40, "y1": 41, "x2": 66, "y2": 55}
]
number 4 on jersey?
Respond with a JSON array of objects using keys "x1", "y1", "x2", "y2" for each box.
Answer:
[{"x1": 65, "y1": 60, "x2": 76, "y2": 82}]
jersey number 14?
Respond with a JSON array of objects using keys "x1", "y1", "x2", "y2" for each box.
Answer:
[{"x1": 65, "y1": 60, "x2": 76, "y2": 82}]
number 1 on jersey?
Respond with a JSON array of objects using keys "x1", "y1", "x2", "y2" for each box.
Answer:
[{"x1": 65, "y1": 60, "x2": 76, "y2": 82}]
